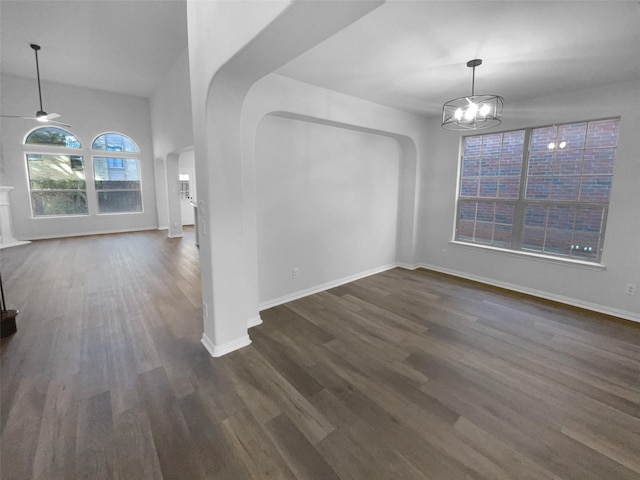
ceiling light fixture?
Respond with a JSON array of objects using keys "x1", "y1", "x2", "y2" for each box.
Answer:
[
  {"x1": 0, "y1": 44, "x2": 71, "y2": 127},
  {"x1": 442, "y1": 59, "x2": 503, "y2": 131}
]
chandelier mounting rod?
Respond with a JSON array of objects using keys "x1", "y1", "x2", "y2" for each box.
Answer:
[{"x1": 467, "y1": 58, "x2": 482, "y2": 97}]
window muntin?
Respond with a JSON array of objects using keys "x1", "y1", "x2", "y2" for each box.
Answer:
[
  {"x1": 92, "y1": 133, "x2": 138, "y2": 152},
  {"x1": 458, "y1": 200, "x2": 516, "y2": 248},
  {"x1": 26, "y1": 154, "x2": 88, "y2": 216},
  {"x1": 93, "y1": 157, "x2": 142, "y2": 213},
  {"x1": 456, "y1": 118, "x2": 619, "y2": 262},
  {"x1": 25, "y1": 127, "x2": 81, "y2": 148}
]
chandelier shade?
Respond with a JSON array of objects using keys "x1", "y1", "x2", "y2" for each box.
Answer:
[{"x1": 442, "y1": 59, "x2": 503, "y2": 131}]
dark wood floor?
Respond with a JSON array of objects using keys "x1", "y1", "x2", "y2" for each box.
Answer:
[{"x1": 1, "y1": 229, "x2": 639, "y2": 480}]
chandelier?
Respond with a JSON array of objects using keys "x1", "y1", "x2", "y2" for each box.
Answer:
[{"x1": 442, "y1": 59, "x2": 503, "y2": 131}]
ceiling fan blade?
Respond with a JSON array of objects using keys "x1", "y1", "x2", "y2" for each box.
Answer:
[
  {"x1": 0, "y1": 115, "x2": 35, "y2": 119},
  {"x1": 48, "y1": 120, "x2": 73, "y2": 128},
  {"x1": 0, "y1": 114, "x2": 71, "y2": 128},
  {"x1": 3, "y1": 46, "x2": 70, "y2": 128}
]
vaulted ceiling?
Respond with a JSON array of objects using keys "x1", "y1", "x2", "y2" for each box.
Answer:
[
  {"x1": 0, "y1": 0, "x2": 188, "y2": 98},
  {"x1": 2, "y1": 1, "x2": 639, "y2": 118}
]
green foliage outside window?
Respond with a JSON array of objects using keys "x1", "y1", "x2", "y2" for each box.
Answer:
[
  {"x1": 30, "y1": 191, "x2": 88, "y2": 216},
  {"x1": 25, "y1": 127, "x2": 80, "y2": 148},
  {"x1": 26, "y1": 154, "x2": 88, "y2": 216},
  {"x1": 30, "y1": 178, "x2": 86, "y2": 190}
]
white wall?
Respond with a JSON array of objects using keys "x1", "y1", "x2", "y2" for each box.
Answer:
[
  {"x1": 242, "y1": 74, "x2": 430, "y2": 311},
  {"x1": 150, "y1": 49, "x2": 193, "y2": 162},
  {"x1": 0, "y1": 74, "x2": 157, "y2": 239},
  {"x1": 149, "y1": 48, "x2": 193, "y2": 232},
  {"x1": 419, "y1": 80, "x2": 640, "y2": 321},
  {"x1": 256, "y1": 115, "x2": 400, "y2": 305}
]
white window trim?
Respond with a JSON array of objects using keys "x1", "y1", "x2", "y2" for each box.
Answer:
[{"x1": 454, "y1": 117, "x2": 619, "y2": 265}]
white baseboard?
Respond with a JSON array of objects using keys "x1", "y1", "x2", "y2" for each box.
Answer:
[
  {"x1": 417, "y1": 263, "x2": 640, "y2": 324},
  {"x1": 0, "y1": 240, "x2": 31, "y2": 250},
  {"x1": 258, "y1": 260, "x2": 638, "y2": 324},
  {"x1": 395, "y1": 261, "x2": 421, "y2": 270},
  {"x1": 248, "y1": 315, "x2": 263, "y2": 328},
  {"x1": 258, "y1": 263, "x2": 398, "y2": 311},
  {"x1": 23, "y1": 226, "x2": 159, "y2": 241},
  {"x1": 201, "y1": 333, "x2": 251, "y2": 358}
]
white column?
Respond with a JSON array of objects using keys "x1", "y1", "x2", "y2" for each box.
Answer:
[
  {"x1": 0, "y1": 186, "x2": 30, "y2": 249},
  {"x1": 190, "y1": 1, "x2": 382, "y2": 357}
]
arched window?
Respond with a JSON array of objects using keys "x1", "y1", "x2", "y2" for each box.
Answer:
[
  {"x1": 25, "y1": 126, "x2": 81, "y2": 148},
  {"x1": 92, "y1": 132, "x2": 142, "y2": 213},
  {"x1": 92, "y1": 132, "x2": 138, "y2": 153},
  {"x1": 24, "y1": 127, "x2": 87, "y2": 217}
]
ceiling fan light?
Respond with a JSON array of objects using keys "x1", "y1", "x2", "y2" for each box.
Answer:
[{"x1": 0, "y1": 45, "x2": 71, "y2": 127}]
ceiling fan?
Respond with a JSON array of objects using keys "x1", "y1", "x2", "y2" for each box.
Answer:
[{"x1": 1, "y1": 44, "x2": 71, "y2": 128}]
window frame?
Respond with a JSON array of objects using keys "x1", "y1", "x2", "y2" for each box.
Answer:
[
  {"x1": 91, "y1": 132, "x2": 139, "y2": 153},
  {"x1": 91, "y1": 132, "x2": 143, "y2": 215},
  {"x1": 22, "y1": 128, "x2": 145, "y2": 218},
  {"x1": 453, "y1": 117, "x2": 619, "y2": 265},
  {"x1": 25, "y1": 151, "x2": 90, "y2": 218},
  {"x1": 23, "y1": 127, "x2": 89, "y2": 218},
  {"x1": 24, "y1": 126, "x2": 82, "y2": 149}
]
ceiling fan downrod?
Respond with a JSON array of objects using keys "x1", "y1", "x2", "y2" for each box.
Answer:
[{"x1": 30, "y1": 44, "x2": 47, "y2": 119}]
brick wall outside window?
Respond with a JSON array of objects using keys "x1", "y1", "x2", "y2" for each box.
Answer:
[{"x1": 456, "y1": 118, "x2": 619, "y2": 262}]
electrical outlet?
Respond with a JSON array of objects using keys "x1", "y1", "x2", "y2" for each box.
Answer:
[
  {"x1": 292, "y1": 268, "x2": 299, "y2": 279},
  {"x1": 442, "y1": 248, "x2": 448, "y2": 257},
  {"x1": 625, "y1": 283, "x2": 636, "y2": 295},
  {"x1": 203, "y1": 302, "x2": 208, "y2": 317}
]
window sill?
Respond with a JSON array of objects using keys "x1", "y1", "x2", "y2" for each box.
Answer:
[
  {"x1": 97, "y1": 211, "x2": 143, "y2": 216},
  {"x1": 449, "y1": 241, "x2": 606, "y2": 271},
  {"x1": 33, "y1": 213, "x2": 90, "y2": 219}
]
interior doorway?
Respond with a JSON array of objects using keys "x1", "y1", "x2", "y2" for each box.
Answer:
[
  {"x1": 179, "y1": 169, "x2": 195, "y2": 225},
  {"x1": 178, "y1": 149, "x2": 197, "y2": 226}
]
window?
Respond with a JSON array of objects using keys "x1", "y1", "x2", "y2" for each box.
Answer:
[
  {"x1": 25, "y1": 126, "x2": 81, "y2": 148},
  {"x1": 23, "y1": 128, "x2": 144, "y2": 217},
  {"x1": 456, "y1": 118, "x2": 619, "y2": 262},
  {"x1": 26, "y1": 154, "x2": 88, "y2": 216},
  {"x1": 92, "y1": 133, "x2": 141, "y2": 213},
  {"x1": 92, "y1": 132, "x2": 137, "y2": 152},
  {"x1": 24, "y1": 127, "x2": 86, "y2": 217},
  {"x1": 108, "y1": 158, "x2": 124, "y2": 169}
]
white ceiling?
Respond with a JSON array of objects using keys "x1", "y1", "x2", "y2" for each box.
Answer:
[
  {"x1": 1, "y1": 0, "x2": 639, "y2": 118},
  {"x1": 0, "y1": 0, "x2": 188, "y2": 98},
  {"x1": 277, "y1": 1, "x2": 640, "y2": 117}
]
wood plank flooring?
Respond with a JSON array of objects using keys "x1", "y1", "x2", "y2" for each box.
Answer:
[{"x1": 1, "y1": 229, "x2": 639, "y2": 479}]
